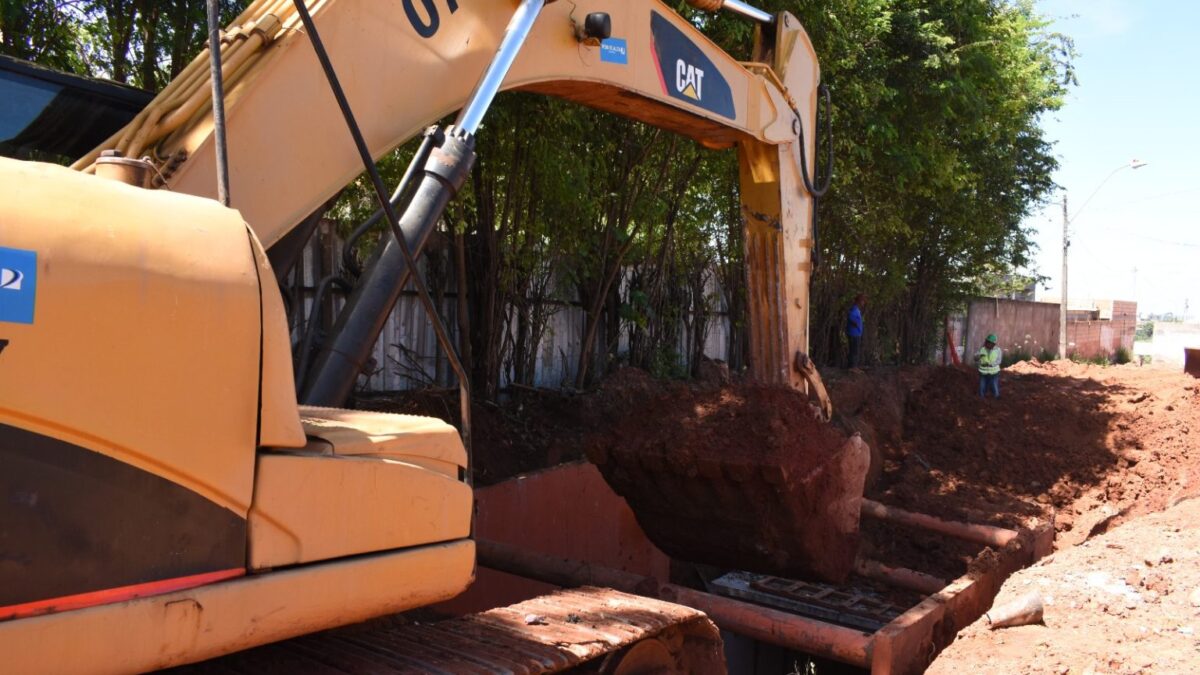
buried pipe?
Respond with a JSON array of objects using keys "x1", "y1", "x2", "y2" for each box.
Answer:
[
  {"x1": 861, "y1": 499, "x2": 1019, "y2": 549},
  {"x1": 854, "y1": 558, "x2": 947, "y2": 596},
  {"x1": 477, "y1": 540, "x2": 872, "y2": 668}
]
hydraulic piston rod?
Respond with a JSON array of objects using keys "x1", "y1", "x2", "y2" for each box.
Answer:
[
  {"x1": 457, "y1": 0, "x2": 546, "y2": 135},
  {"x1": 686, "y1": 0, "x2": 774, "y2": 25},
  {"x1": 724, "y1": 0, "x2": 774, "y2": 24},
  {"x1": 301, "y1": 0, "x2": 548, "y2": 406}
]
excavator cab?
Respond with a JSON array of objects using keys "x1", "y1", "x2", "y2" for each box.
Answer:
[{"x1": 0, "y1": 0, "x2": 866, "y2": 670}]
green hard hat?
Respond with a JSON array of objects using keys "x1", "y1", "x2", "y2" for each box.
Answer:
[{"x1": 986, "y1": 334, "x2": 998, "y2": 343}]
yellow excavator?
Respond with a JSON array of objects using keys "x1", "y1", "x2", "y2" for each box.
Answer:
[{"x1": 0, "y1": 0, "x2": 867, "y2": 671}]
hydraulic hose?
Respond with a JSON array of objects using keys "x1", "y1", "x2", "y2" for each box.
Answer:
[
  {"x1": 341, "y1": 130, "x2": 440, "y2": 277},
  {"x1": 294, "y1": 274, "x2": 353, "y2": 392},
  {"x1": 793, "y1": 83, "x2": 834, "y2": 199},
  {"x1": 791, "y1": 83, "x2": 834, "y2": 271},
  {"x1": 207, "y1": 0, "x2": 231, "y2": 206}
]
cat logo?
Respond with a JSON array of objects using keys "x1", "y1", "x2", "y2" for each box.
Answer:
[
  {"x1": 676, "y1": 61, "x2": 705, "y2": 101},
  {"x1": 650, "y1": 12, "x2": 735, "y2": 120},
  {"x1": 0, "y1": 268, "x2": 22, "y2": 291}
]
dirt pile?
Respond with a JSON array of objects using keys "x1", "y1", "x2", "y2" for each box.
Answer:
[
  {"x1": 364, "y1": 360, "x2": 1197, "y2": 587},
  {"x1": 928, "y1": 497, "x2": 1200, "y2": 675},
  {"x1": 825, "y1": 367, "x2": 935, "y2": 487},
  {"x1": 840, "y1": 361, "x2": 1200, "y2": 548},
  {"x1": 581, "y1": 368, "x2": 870, "y2": 582},
  {"x1": 363, "y1": 369, "x2": 872, "y2": 581}
]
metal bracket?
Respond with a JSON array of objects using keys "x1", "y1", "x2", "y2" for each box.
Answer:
[{"x1": 794, "y1": 350, "x2": 832, "y2": 420}]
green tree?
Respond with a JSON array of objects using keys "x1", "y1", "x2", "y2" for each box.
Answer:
[
  {"x1": 736, "y1": 0, "x2": 1073, "y2": 365},
  {"x1": 1, "y1": 0, "x2": 248, "y2": 90},
  {"x1": 0, "y1": 1, "x2": 83, "y2": 72}
]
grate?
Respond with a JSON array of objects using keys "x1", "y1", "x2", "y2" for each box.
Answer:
[{"x1": 710, "y1": 571, "x2": 910, "y2": 633}]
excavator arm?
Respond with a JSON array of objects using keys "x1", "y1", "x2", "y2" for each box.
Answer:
[{"x1": 77, "y1": 0, "x2": 827, "y2": 397}]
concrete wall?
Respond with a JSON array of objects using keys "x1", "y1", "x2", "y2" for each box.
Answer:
[
  {"x1": 963, "y1": 297, "x2": 1061, "y2": 358},
  {"x1": 1139, "y1": 322, "x2": 1200, "y2": 366}
]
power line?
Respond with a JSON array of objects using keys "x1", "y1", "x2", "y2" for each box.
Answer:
[
  {"x1": 1124, "y1": 233, "x2": 1200, "y2": 248},
  {"x1": 1120, "y1": 186, "x2": 1200, "y2": 206},
  {"x1": 1073, "y1": 241, "x2": 1173, "y2": 298}
]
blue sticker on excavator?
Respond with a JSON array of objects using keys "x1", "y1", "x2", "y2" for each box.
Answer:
[
  {"x1": 649, "y1": 12, "x2": 736, "y2": 120},
  {"x1": 601, "y1": 38, "x2": 629, "y2": 65},
  {"x1": 0, "y1": 247, "x2": 37, "y2": 325}
]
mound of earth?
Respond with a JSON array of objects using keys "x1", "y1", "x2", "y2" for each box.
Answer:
[
  {"x1": 364, "y1": 360, "x2": 1197, "y2": 589},
  {"x1": 580, "y1": 368, "x2": 870, "y2": 583},
  {"x1": 867, "y1": 362, "x2": 1199, "y2": 544},
  {"x1": 821, "y1": 361, "x2": 1200, "y2": 586}
]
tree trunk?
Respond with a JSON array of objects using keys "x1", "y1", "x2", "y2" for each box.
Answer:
[
  {"x1": 136, "y1": 0, "x2": 160, "y2": 90},
  {"x1": 454, "y1": 230, "x2": 474, "y2": 386}
]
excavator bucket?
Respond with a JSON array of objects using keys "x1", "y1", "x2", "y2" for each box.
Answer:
[{"x1": 582, "y1": 372, "x2": 871, "y2": 583}]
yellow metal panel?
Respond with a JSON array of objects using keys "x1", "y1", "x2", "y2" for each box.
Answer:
[
  {"x1": 300, "y1": 405, "x2": 468, "y2": 470},
  {"x1": 774, "y1": 13, "x2": 821, "y2": 388},
  {"x1": 0, "y1": 541, "x2": 475, "y2": 675},
  {"x1": 147, "y1": 0, "x2": 786, "y2": 247},
  {"x1": 248, "y1": 228, "x2": 307, "y2": 449},
  {"x1": 0, "y1": 158, "x2": 261, "y2": 513},
  {"x1": 739, "y1": 14, "x2": 820, "y2": 389},
  {"x1": 739, "y1": 139, "x2": 788, "y2": 385},
  {"x1": 248, "y1": 452, "x2": 471, "y2": 569}
]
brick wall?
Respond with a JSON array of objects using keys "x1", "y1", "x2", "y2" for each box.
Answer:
[{"x1": 1066, "y1": 301, "x2": 1137, "y2": 360}]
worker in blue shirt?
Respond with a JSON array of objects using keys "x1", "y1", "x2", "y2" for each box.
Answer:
[{"x1": 846, "y1": 294, "x2": 866, "y2": 369}]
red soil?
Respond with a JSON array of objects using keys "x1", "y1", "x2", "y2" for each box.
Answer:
[{"x1": 580, "y1": 368, "x2": 868, "y2": 582}]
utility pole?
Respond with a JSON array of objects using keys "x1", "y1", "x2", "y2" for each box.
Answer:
[
  {"x1": 1054, "y1": 161, "x2": 1146, "y2": 359},
  {"x1": 1059, "y1": 195, "x2": 1069, "y2": 359}
]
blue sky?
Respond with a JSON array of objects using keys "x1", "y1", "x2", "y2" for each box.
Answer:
[{"x1": 1024, "y1": 0, "x2": 1199, "y2": 319}]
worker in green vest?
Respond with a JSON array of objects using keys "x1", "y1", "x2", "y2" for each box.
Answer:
[{"x1": 975, "y1": 334, "x2": 1002, "y2": 398}]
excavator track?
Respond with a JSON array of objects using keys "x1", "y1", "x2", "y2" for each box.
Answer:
[{"x1": 172, "y1": 587, "x2": 725, "y2": 674}]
